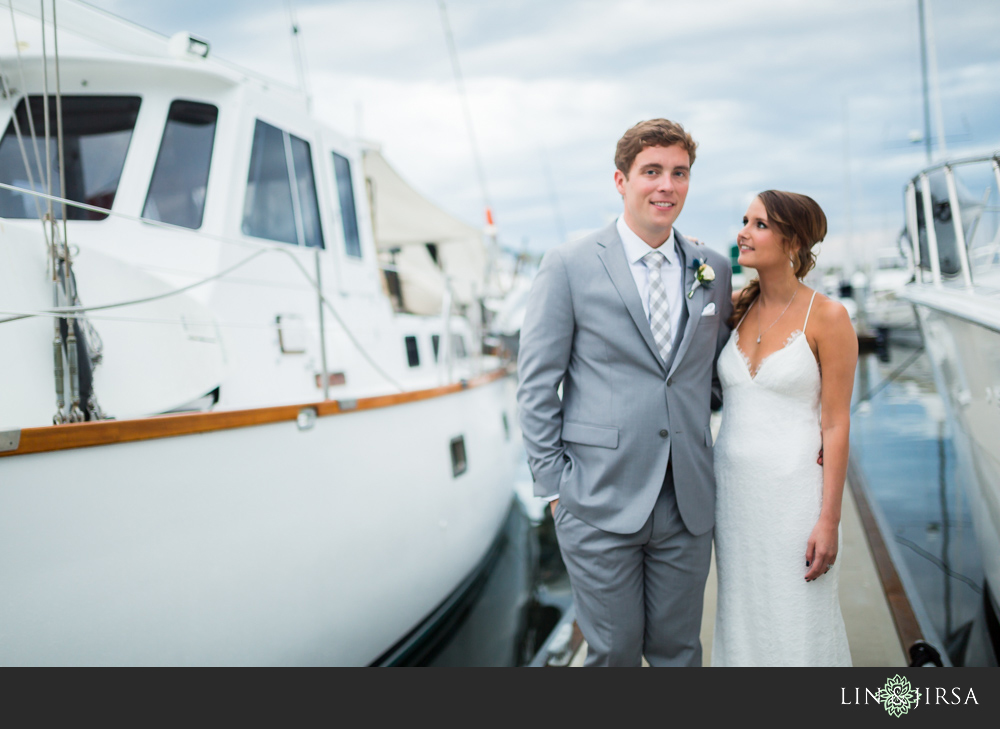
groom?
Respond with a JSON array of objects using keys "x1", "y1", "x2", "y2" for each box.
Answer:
[{"x1": 517, "y1": 119, "x2": 733, "y2": 666}]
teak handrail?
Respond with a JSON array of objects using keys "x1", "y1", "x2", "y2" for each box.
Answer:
[{"x1": 1, "y1": 368, "x2": 511, "y2": 459}]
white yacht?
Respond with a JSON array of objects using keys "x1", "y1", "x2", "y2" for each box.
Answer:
[
  {"x1": 896, "y1": 153, "x2": 1000, "y2": 644},
  {"x1": 0, "y1": 1, "x2": 520, "y2": 665}
]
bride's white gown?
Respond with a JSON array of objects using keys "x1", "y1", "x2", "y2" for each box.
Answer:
[{"x1": 711, "y1": 292, "x2": 852, "y2": 666}]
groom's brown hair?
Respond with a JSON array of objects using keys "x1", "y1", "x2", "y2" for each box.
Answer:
[{"x1": 615, "y1": 119, "x2": 698, "y2": 176}]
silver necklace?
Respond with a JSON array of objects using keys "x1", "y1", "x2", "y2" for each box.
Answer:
[{"x1": 756, "y1": 285, "x2": 799, "y2": 344}]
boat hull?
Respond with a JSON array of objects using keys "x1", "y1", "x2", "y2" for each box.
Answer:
[
  {"x1": 904, "y1": 288, "x2": 1000, "y2": 618},
  {"x1": 0, "y1": 375, "x2": 519, "y2": 665}
]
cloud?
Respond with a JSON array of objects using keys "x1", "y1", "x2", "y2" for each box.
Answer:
[{"x1": 79, "y1": 0, "x2": 1000, "y2": 260}]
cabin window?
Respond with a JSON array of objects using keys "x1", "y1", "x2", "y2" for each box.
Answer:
[
  {"x1": 0, "y1": 95, "x2": 141, "y2": 220},
  {"x1": 431, "y1": 334, "x2": 441, "y2": 362},
  {"x1": 405, "y1": 335, "x2": 420, "y2": 367},
  {"x1": 453, "y1": 334, "x2": 468, "y2": 359},
  {"x1": 143, "y1": 100, "x2": 218, "y2": 229},
  {"x1": 289, "y1": 136, "x2": 324, "y2": 249},
  {"x1": 450, "y1": 436, "x2": 467, "y2": 477},
  {"x1": 242, "y1": 120, "x2": 324, "y2": 248},
  {"x1": 426, "y1": 242, "x2": 440, "y2": 266},
  {"x1": 332, "y1": 151, "x2": 362, "y2": 258}
]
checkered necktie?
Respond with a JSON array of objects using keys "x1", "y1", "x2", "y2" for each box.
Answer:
[{"x1": 643, "y1": 250, "x2": 672, "y2": 362}]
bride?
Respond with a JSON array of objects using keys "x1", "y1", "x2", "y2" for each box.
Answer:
[{"x1": 711, "y1": 190, "x2": 857, "y2": 667}]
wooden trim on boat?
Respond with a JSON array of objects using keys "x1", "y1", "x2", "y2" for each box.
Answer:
[
  {"x1": 0, "y1": 367, "x2": 512, "y2": 459},
  {"x1": 846, "y1": 458, "x2": 924, "y2": 656}
]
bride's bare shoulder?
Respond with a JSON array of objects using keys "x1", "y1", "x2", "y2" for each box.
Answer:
[
  {"x1": 808, "y1": 291, "x2": 850, "y2": 323},
  {"x1": 805, "y1": 290, "x2": 857, "y2": 349}
]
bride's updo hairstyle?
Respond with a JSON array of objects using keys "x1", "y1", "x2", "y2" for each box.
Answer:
[{"x1": 729, "y1": 190, "x2": 827, "y2": 329}]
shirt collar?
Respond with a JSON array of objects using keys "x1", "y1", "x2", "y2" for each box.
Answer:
[{"x1": 617, "y1": 215, "x2": 677, "y2": 266}]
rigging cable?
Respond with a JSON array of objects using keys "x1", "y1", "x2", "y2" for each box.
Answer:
[
  {"x1": 52, "y1": 0, "x2": 67, "y2": 246},
  {"x1": 0, "y1": 183, "x2": 405, "y2": 392},
  {"x1": 6, "y1": 1, "x2": 48, "y2": 188},
  {"x1": 437, "y1": 0, "x2": 500, "y2": 347},
  {"x1": 0, "y1": 57, "x2": 47, "y2": 229},
  {"x1": 437, "y1": 0, "x2": 492, "y2": 225},
  {"x1": 38, "y1": 0, "x2": 53, "y2": 224},
  {"x1": 49, "y1": 0, "x2": 86, "y2": 422}
]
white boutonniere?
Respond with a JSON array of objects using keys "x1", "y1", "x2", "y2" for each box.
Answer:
[{"x1": 688, "y1": 259, "x2": 716, "y2": 298}]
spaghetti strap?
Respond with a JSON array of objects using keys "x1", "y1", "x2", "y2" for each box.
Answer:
[
  {"x1": 735, "y1": 300, "x2": 755, "y2": 329},
  {"x1": 802, "y1": 291, "x2": 818, "y2": 334}
]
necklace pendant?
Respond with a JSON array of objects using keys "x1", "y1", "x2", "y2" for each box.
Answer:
[{"x1": 756, "y1": 335, "x2": 761, "y2": 344}]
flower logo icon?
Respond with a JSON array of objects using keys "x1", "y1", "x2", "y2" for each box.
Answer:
[{"x1": 881, "y1": 675, "x2": 918, "y2": 717}]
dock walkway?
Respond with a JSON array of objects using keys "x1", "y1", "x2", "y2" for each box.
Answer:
[{"x1": 568, "y1": 479, "x2": 907, "y2": 667}]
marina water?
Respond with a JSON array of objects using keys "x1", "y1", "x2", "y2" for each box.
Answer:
[{"x1": 852, "y1": 335, "x2": 993, "y2": 666}]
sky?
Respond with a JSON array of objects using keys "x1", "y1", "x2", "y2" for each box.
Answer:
[{"x1": 74, "y1": 0, "x2": 1000, "y2": 267}]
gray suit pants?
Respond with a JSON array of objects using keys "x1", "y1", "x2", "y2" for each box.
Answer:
[{"x1": 553, "y1": 466, "x2": 713, "y2": 667}]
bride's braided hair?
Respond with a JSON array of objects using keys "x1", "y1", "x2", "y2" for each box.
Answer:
[{"x1": 729, "y1": 190, "x2": 827, "y2": 329}]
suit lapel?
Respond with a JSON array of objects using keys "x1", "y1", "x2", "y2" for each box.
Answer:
[
  {"x1": 595, "y1": 223, "x2": 666, "y2": 371},
  {"x1": 668, "y1": 231, "x2": 708, "y2": 377}
]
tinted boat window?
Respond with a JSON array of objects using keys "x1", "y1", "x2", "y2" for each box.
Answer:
[
  {"x1": 332, "y1": 151, "x2": 361, "y2": 258},
  {"x1": 0, "y1": 95, "x2": 140, "y2": 220},
  {"x1": 243, "y1": 120, "x2": 324, "y2": 248},
  {"x1": 405, "y1": 335, "x2": 420, "y2": 367},
  {"x1": 143, "y1": 100, "x2": 218, "y2": 229},
  {"x1": 242, "y1": 120, "x2": 297, "y2": 245},
  {"x1": 289, "y1": 135, "x2": 324, "y2": 248}
]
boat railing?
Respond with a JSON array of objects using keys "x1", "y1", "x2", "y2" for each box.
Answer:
[{"x1": 905, "y1": 153, "x2": 1000, "y2": 288}]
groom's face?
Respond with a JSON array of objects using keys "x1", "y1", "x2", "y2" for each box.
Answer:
[{"x1": 614, "y1": 143, "x2": 691, "y2": 247}]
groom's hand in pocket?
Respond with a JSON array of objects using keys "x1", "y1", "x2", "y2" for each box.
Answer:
[{"x1": 550, "y1": 499, "x2": 559, "y2": 517}]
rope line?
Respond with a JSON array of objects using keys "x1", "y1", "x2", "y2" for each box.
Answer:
[
  {"x1": 0, "y1": 248, "x2": 269, "y2": 322},
  {"x1": 0, "y1": 181, "x2": 405, "y2": 390}
]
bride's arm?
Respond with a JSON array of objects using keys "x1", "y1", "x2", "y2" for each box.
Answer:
[{"x1": 804, "y1": 297, "x2": 858, "y2": 582}]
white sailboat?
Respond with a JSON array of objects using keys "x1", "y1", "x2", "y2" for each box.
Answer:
[{"x1": 0, "y1": 0, "x2": 520, "y2": 665}]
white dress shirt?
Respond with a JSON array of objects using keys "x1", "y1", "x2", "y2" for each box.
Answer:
[{"x1": 616, "y1": 215, "x2": 685, "y2": 352}]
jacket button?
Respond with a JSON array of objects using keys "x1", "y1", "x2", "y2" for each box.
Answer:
[
  {"x1": 659, "y1": 429, "x2": 669, "y2": 438},
  {"x1": 666, "y1": 378, "x2": 673, "y2": 386}
]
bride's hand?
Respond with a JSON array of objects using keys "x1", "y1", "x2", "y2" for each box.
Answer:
[{"x1": 804, "y1": 519, "x2": 839, "y2": 581}]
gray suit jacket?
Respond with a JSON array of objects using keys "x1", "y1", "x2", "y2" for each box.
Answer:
[{"x1": 517, "y1": 222, "x2": 733, "y2": 535}]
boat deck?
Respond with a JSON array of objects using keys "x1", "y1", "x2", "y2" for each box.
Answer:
[{"x1": 567, "y1": 478, "x2": 907, "y2": 667}]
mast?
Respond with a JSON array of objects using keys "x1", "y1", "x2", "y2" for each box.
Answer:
[
  {"x1": 917, "y1": 0, "x2": 947, "y2": 163},
  {"x1": 918, "y1": 0, "x2": 932, "y2": 164}
]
